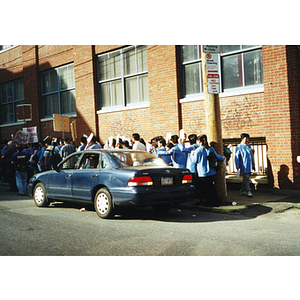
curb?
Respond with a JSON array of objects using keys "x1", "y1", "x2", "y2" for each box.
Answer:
[{"x1": 178, "y1": 202, "x2": 249, "y2": 213}]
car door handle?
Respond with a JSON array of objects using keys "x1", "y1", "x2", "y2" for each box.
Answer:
[
  {"x1": 92, "y1": 174, "x2": 99, "y2": 178},
  {"x1": 66, "y1": 174, "x2": 72, "y2": 178}
]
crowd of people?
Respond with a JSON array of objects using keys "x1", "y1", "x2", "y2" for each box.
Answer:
[{"x1": 0, "y1": 131, "x2": 255, "y2": 206}]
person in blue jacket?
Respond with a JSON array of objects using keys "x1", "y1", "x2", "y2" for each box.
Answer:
[
  {"x1": 178, "y1": 134, "x2": 200, "y2": 193},
  {"x1": 151, "y1": 137, "x2": 172, "y2": 165},
  {"x1": 235, "y1": 133, "x2": 255, "y2": 197},
  {"x1": 191, "y1": 134, "x2": 225, "y2": 206},
  {"x1": 155, "y1": 135, "x2": 186, "y2": 168},
  {"x1": 38, "y1": 141, "x2": 47, "y2": 172}
]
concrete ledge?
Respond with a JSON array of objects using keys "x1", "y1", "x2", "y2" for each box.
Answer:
[{"x1": 225, "y1": 174, "x2": 268, "y2": 185}]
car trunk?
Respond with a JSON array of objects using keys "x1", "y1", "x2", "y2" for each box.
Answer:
[{"x1": 124, "y1": 166, "x2": 189, "y2": 187}]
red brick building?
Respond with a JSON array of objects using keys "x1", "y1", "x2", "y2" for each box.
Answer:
[{"x1": 0, "y1": 45, "x2": 299, "y2": 191}]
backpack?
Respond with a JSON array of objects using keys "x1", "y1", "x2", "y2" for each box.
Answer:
[
  {"x1": 16, "y1": 154, "x2": 29, "y2": 172},
  {"x1": 223, "y1": 145, "x2": 232, "y2": 161},
  {"x1": 207, "y1": 150, "x2": 220, "y2": 170},
  {"x1": 49, "y1": 147, "x2": 62, "y2": 167}
]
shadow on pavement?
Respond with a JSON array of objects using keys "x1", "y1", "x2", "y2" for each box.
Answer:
[{"x1": 0, "y1": 183, "x2": 280, "y2": 222}]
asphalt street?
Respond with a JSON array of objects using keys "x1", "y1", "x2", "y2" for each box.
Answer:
[
  {"x1": 1, "y1": 182, "x2": 300, "y2": 256},
  {"x1": 1, "y1": 182, "x2": 300, "y2": 300}
]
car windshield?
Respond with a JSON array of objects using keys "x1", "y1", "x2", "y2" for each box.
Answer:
[{"x1": 110, "y1": 151, "x2": 168, "y2": 167}]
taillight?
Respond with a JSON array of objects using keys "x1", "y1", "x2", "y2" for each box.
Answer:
[
  {"x1": 128, "y1": 176, "x2": 153, "y2": 187},
  {"x1": 182, "y1": 174, "x2": 193, "y2": 184}
]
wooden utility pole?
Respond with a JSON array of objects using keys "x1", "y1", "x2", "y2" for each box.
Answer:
[{"x1": 201, "y1": 45, "x2": 226, "y2": 204}]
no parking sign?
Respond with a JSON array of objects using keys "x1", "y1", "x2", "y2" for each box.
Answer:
[{"x1": 203, "y1": 45, "x2": 220, "y2": 94}]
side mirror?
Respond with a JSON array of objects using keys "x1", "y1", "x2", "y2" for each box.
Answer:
[{"x1": 54, "y1": 164, "x2": 60, "y2": 172}]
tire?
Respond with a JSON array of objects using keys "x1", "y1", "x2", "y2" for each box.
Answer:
[
  {"x1": 94, "y1": 188, "x2": 114, "y2": 219},
  {"x1": 33, "y1": 182, "x2": 49, "y2": 207},
  {"x1": 152, "y1": 203, "x2": 172, "y2": 213}
]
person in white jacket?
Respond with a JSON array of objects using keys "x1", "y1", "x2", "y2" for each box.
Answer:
[
  {"x1": 131, "y1": 133, "x2": 146, "y2": 166},
  {"x1": 132, "y1": 133, "x2": 146, "y2": 151}
]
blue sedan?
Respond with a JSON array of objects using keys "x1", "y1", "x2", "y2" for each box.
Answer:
[{"x1": 28, "y1": 149, "x2": 196, "y2": 218}]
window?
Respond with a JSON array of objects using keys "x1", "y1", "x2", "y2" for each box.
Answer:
[
  {"x1": 221, "y1": 45, "x2": 263, "y2": 90},
  {"x1": 60, "y1": 153, "x2": 81, "y2": 170},
  {"x1": 180, "y1": 45, "x2": 263, "y2": 97},
  {"x1": 180, "y1": 45, "x2": 203, "y2": 97},
  {"x1": 0, "y1": 45, "x2": 15, "y2": 52},
  {"x1": 41, "y1": 63, "x2": 76, "y2": 118},
  {"x1": 97, "y1": 45, "x2": 149, "y2": 109},
  {"x1": 79, "y1": 153, "x2": 100, "y2": 169},
  {"x1": 0, "y1": 79, "x2": 24, "y2": 124}
]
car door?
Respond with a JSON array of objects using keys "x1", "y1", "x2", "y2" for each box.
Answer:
[
  {"x1": 71, "y1": 152, "x2": 101, "y2": 202},
  {"x1": 47, "y1": 153, "x2": 82, "y2": 200}
]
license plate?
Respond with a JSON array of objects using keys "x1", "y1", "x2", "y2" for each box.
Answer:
[{"x1": 161, "y1": 177, "x2": 173, "y2": 185}]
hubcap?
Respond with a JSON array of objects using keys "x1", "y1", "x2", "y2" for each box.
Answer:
[
  {"x1": 96, "y1": 193, "x2": 109, "y2": 215},
  {"x1": 35, "y1": 186, "x2": 44, "y2": 204}
]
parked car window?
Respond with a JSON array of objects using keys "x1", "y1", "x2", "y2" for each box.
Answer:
[
  {"x1": 110, "y1": 151, "x2": 167, "y2": 167},
  {"x1": 60, "y1": 154, "x2": 81, "y2": 170},
  {"x1": 100, "y1": 154, "x2": 108, "y2": 169},
  {"x1": 78, "y1": 153, "x2": 100, "y2": 169}
]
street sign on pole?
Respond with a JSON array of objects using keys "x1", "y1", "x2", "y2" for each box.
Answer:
[
  {"x1": 207, "y1": 74, "x2": 220, "y2": 94},
  {"x1": 53, "y1": 114, "x2": 70, "y2": 138},
  {"x1": 205, "y1": 52, "x2": 220, "y2": 95},
  {"x1": 201, "y1": 45, "x2": 226, "y2": 204},
  {"x1": 203, "y1": 45, "x2": 220, "y2": 53},
  {"x1": 71, "y1": 120, "x2": 77, "y2": 141}
]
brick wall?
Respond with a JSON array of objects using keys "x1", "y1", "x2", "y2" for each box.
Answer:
[
  {"x1": 98, "y1": 108, "x2": 151, "y2": 144},
  {"x1": 73, "y1": 45, "x2": 98, "y2": 143},
  {"x1": 38, "y1": 45, "x2": 74, "y2": 71},
  {"x1": 287, "y1": 46, "x2": 300, "y2": 189},
  {"x1": 148, "y1": 45, "x2": 181, "y2": 136},
  {"x1": 1, "y1": 45, "x2": 300, "y2": 191},
  {"x1": 0, "y1": 46, "x2": 23, "y2": 82},
  {"x1": 262, "y1": 45, "x2": 299, "y2": 189},
  {"x1": 95, "y1": 45, "x2": 182, "y2": 143}
]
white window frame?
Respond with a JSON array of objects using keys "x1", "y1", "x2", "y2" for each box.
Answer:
[{"x1": 97, "y1": 45, "x2": 149, "y2": 111}]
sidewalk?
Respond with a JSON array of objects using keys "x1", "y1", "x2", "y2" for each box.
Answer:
[
  {"x1": 1, "y1": 181, "x2": 299, "y2": 214},
  {"x1": 179, "y1": 187, "x2": 300, "y2": 214}
]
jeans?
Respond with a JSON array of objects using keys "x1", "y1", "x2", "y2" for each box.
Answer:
[
  {"x1": 242, "y1": 173, "x2": 251, "y2": 192},
  {"x1": 15, "y1": 171, "x2": 28, "y2": 195},
  {"x1": 198, "y1": 175, "x2": 219, "y2": 206}
]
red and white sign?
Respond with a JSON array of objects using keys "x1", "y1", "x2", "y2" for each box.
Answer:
[
  {"x1": 207, "y1": 74, "x2": 220, "y2": 94},
  {"x1": 12, "y1": 131, "x2": 29, "y2": 145},
  {"x1": 206, "y1": 53, "x2": 219, "y2": 72},
  {"x1": 22, "y1": 126, "x2": 38, "y2": 143},
  {"x1": 206, "y1": 52, "x2": 220, "y2": 94}
]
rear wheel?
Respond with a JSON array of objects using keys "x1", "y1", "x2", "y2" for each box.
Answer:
[
  {"x1": 94, "y1": 188, "x2": 114, "y2": 219},
  {"x1": 33, "y1": 182, "x2": 49, "y2": 207}
]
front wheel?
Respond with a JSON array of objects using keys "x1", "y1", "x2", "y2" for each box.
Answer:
[
  {"x1": 33, "y1": 182, "x2": 49, "y2": 207},
  {"x1": 94, "y1": 188, "x2": 114, "y2": 219}
]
